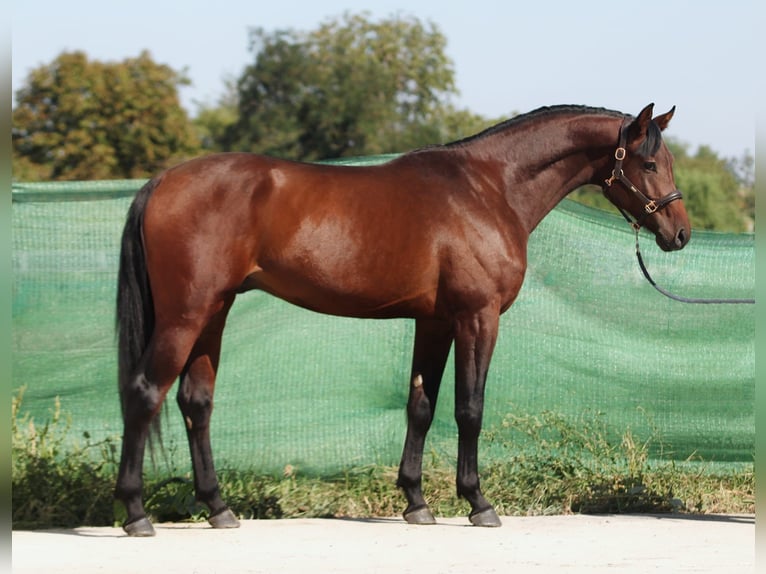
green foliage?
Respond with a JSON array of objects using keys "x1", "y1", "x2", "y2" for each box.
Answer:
[
  {"x1": 12, "y1": 392, "x2": 752, "y2": 529},
  {"x1": 11, "y1": 389, "x2": 120, "y2": 528},
  {"x1": 669, "y1": 142, "x2": 753, "y2": 232},
  {"x1": 193, "y1": 102, "x2": 238, "y2": 153},
  {"x1": 481, "y1": 410, "x2": 678, "y2": 514},
  {"x1": 12, "y1": 51, "x2": 200, "y2": 181},
  {"x1": 221, "y1": 12, "x2": 486, "y2": 159}
]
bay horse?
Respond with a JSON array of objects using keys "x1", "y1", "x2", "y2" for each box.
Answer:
[{"x1": 115, "y1": 103, "x2": 690, "y2": 536}]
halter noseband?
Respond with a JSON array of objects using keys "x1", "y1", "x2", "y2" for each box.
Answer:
[{"x1": 602, "y1": 118, "x2": 683, "y2": 230}]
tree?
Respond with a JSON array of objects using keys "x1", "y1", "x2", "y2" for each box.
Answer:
[
  {"x1": 12, "y1": 51, "x2": 200, "y2": 180},
  {"x1": 726, "y1": 151, "x2": 755, "y2": 231},
  {"x1": 221, "y1": 12, "x2": 479, "y2": 160},
  {"x1": 194, "y1": 102, "x2": 238, "y2": 153},
  {"x1": 667, "y1": 142, "x2": 751, "y2": 233},
  {"x1": 192, "y1": 77, "x2": 239, "y2": 153}
]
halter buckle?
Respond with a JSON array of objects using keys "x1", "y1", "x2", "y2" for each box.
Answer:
[{"x1": 606, "y1": 119, "x2": 682, "y2": 230}]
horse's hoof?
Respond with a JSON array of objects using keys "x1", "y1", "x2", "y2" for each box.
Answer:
[
  {"x1": 469, "y1": 507, "x2": 502, "y2": 527},
  {"x1": 208, "y1": 508, "x2": 240, "y2": 529},
  {"x1": 123, "y1": 517, "x2": 156, "y2": 537},
  {"x1": 403, "y1": 506, "x2": 436, "y2": 525}
]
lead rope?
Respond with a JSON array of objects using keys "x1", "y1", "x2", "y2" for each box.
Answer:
[{"x1": 633, "y1": 228, "x2": 755, "y2": 304}]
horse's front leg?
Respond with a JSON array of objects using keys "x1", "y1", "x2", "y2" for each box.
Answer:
[
  {"x1": 397, "y1": 319, "x2": 453, "y2": 524},
  {"x1": 453, "y1": 308, "x2": 502, "y2": 527}
]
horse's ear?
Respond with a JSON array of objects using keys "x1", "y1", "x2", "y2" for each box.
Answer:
[
  {"x1": 653, "y1": 106, "x2": 676, "y2": 131},
  {"x1": 627, "y1": 103, "x2": 655, "y2": 143}
]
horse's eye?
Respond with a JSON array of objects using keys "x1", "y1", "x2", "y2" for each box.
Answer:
[{"x1": 643, "y1": 161, "x2": 657, "y2": 173}]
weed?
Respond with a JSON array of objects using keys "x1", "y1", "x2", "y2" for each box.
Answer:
[
  {"x1": 479, "y1": 408, "x2": 752, "y2": 516},
  {"x1": 11, "y1": 391, "x2": 753, "y2": 529},
  {"x1": 12, "y1": 388, "x2": 120, "y2": 528}
]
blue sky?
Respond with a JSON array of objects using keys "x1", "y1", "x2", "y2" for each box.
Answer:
[{"x1": 12, "y1": 0, "x2": 759, "y2": 158}]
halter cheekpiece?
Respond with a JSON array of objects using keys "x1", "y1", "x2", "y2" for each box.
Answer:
[{"x1": 603, "y1": 118, "x2": 683, "y2": 230}]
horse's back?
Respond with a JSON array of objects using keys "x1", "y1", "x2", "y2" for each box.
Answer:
[{"x1": 141, "y1": 152, "x2": 528, "y2": 319}]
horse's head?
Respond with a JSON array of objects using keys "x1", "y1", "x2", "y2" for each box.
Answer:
[{"x1": 602, "y1": 103, "x2": 690, "y2": 251}]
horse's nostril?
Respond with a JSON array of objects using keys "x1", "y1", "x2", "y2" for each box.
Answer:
[{"x1": 676, "y1": 228, "x2": 687, "y2": 247}]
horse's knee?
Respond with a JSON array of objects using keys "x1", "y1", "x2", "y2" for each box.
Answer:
[{"x1": 407, "y1": 384, "x2": 436, "y2": 431}]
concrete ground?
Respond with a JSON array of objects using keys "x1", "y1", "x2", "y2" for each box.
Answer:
[{"x1": 12, "y1": 514, "x2": 754, "y2": 573}]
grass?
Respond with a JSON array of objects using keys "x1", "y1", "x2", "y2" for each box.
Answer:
[
  {"x1": 11, "y1": 389, "x2": 120, "y2": 528},
  {"x1": 12, "y1": 390, "x2": 754, "y2": 529}
]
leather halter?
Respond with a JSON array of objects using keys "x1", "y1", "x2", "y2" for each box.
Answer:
[
  {"x1": 602, "y1": 119, "x2": 753, "y2": 305},
  {"x1": 602, "y1": 118, "x2": 683, "y2": 230}
]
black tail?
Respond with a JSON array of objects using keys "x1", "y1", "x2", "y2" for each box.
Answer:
[{"x1": 116, "y1": 178, "x2": 159, "y2": 419}]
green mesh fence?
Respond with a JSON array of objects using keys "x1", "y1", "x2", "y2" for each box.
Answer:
[{"x1": 12, "y1": 156, "x2": 755, "y2": 476}]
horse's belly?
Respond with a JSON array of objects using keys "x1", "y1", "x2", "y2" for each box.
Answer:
[{"x1": 240, "y1": 266, "x2": 438, "y2": 320}]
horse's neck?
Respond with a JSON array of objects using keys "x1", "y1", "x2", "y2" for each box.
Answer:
[{"x1": 471, "y1": 114, "x2": 621, "y2": 234}]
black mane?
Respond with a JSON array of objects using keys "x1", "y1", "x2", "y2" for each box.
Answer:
[{"x1": 440, "y1": 104, "x2": 629, "y2": 149}]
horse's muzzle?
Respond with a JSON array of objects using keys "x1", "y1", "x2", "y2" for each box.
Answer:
[{"x1": 656, "y1": 226, "x2": 689, "y2": 252}]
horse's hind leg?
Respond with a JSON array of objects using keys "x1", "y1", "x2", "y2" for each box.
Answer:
[
  {"x1": 116, "y1": 324, "x2": 202, "y2": 536},
  {"x1": 397, "y1": 319, "x2": 453, "y2": 524},
  {"x1": 176, "y1": 295, "x2": 239, "y2": 529}
]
